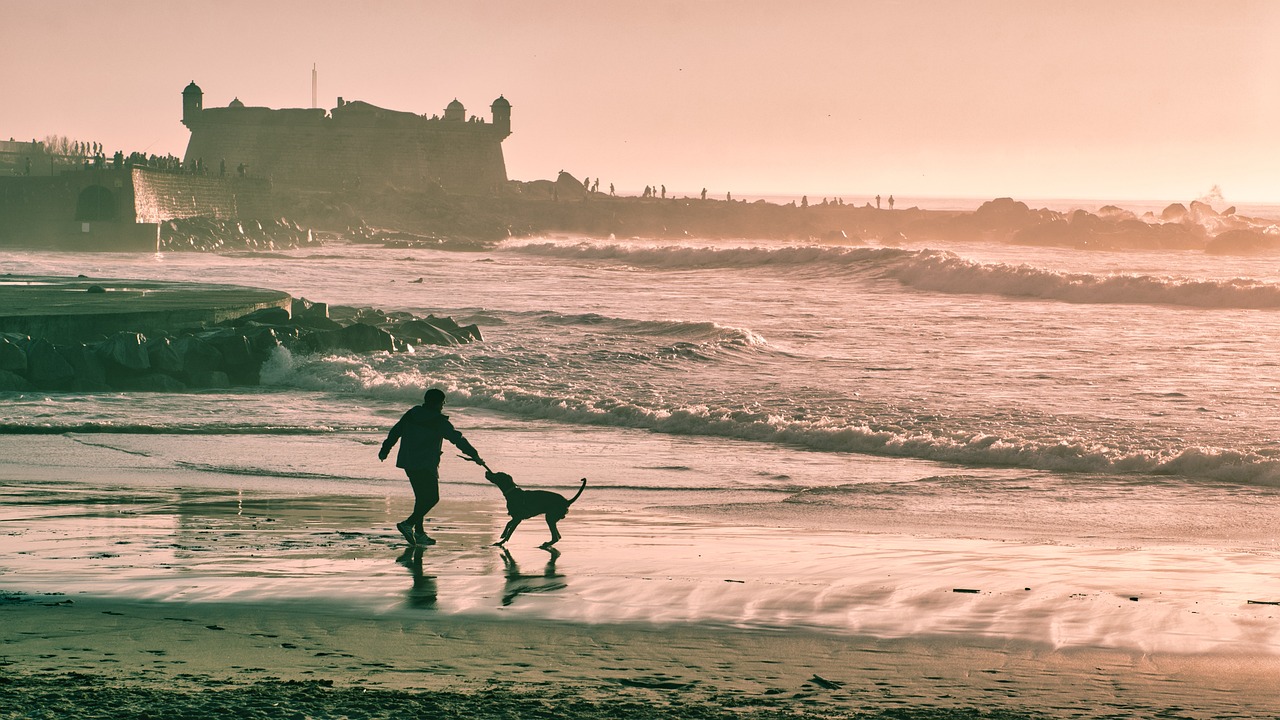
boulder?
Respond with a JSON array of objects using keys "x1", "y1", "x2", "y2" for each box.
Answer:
[
  {"x1": 456, "y1": 324, "x2": 483, "y2": 342},
  {"x1": 292, "y1": 297, "x2": 330, "y2": 320},
  {"x1": 203, "y1": 330, "x2": 254, "y2": 367},
  {"x1": 0, "y1": 369, "x2": 32, "y2": 391},
  {"x1": 97, "y1": 332, "x2": 151, "y2": 372},
  {"x1": 173, "y1": 335, "x2": 223, "y2": 373},
  {"x1": 393, "y1": 319, "x2": 460, "y2": 346},
  {"x1": 147, "y1": 337, "x2": 184, "y2": 373},
  {"x1": 60, "y1": 343, "x2": 110, "y2": 391},
  {"x1": 183, "y1": 370, "x2": 231, "y2": 389},
  {"x1": 1205, "y1": 229, "x2": 1275, "y2": 255},
  {"x1": 113, "y1": 373, "x2": 187, "y2": 392},
  {"x1": 303, "y1": 322, "x2": 395, "y2": 353},
  {"x1": 243, "y1": 326, "x2": 283, "y2": 361},
  {"x1": 228, "y1": 306, "x2": 290, "y2": 327},
  {"x1": 0, "y1": 336, "x2": 27, "y2": 373},
  {"x1": 26, "y1": 339, "x2": 75, "y2": 390},
  {"x1": 1161, "y1": 203, "x2": 1189, "y2": 222}
]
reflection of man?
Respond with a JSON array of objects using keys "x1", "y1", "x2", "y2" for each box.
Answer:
[
  {"x1": 380, "y1": 388, "x2": 484, "y2": 546},
  {"x1": 397, "y1": 548, "x2": 437, "y2": 608}
]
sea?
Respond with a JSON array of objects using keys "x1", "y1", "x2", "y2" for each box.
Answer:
[{"x1": 3, "y1": 198, "x2": 1280, "y2": 640}]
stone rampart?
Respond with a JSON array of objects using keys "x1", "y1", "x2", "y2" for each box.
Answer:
[{"x1": 131, "y1": 168, "x2": 273, "y2": 223}]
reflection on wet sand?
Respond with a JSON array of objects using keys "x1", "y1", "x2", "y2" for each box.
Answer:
[
  {"x1": 500, "y1": 546, "x2": 566, "y2": 606},
  {"x1": 396, "y1": 547, "x2": 437, "y2": 609}
]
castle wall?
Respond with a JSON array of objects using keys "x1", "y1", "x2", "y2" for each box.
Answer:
[
  {"x1": 0, "y1": 168, "x2": 273, "y2": 250},
  {"x1": 183, "y1": 110, "x2": 508, "y2": 195},
  {"x1": 131, "y1": 169, "x2": 273, "y2": 223}
]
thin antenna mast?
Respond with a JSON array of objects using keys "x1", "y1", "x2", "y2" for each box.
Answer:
[{"x1": 312, "y1": 63, "x2": 317, "y2": 109}]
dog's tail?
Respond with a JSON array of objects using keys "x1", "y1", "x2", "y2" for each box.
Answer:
[{"x1": 567, "y1": 478, "x2": 587, "y2": 505}]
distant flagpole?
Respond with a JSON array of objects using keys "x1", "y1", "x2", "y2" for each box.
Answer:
[{"x1": 312, "y1": 63, "x2": 317, "y2": 109}]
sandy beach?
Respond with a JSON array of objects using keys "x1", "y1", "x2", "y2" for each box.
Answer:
[{"x1": 3, "y1": 428, "x2": 1279, "y2": 719}]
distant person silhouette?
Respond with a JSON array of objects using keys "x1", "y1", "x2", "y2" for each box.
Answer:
[
  {"x1": 380, "y1": 388, "x2": 484, "y2": 546},
  {"x1": 876, "y1": 194, "x2": 881, "y2": 209},
  {"x1": 701, "y1": 188, "x2": 707, "y2": 200},
  {"x1": 888, "y1": 195, "x2": 895, "y2": 210},
  {"x1": 660, "y1": 184, "x2": 666, "y2": 199},
  {"x1": 609, "y1": 183, "x2": 615, "y2": 196}
]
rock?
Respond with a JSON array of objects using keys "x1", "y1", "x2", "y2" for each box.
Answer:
[
  {"x1": 291, "y1": 297, "x2": 329, "y2": 320},
  {"x1": 112, "y1": 373, "x2": 187, "y2": 392},
  {"x1": 1205, "y1": 229, "x2": 1275, "y2": 255},
  {"x1": 228, "y1": 306, "x2": 290, "y2": 327},
  {"x1": 0, "y1": 336, "x2": 27, "y2": 373},
  {"x1": 173, "y1": 336, "x2": 223, "y2": 373},
  {"x1": 183, "y1": 370, "x2": 231, "y2": 389},
  {"x1": 203, "y1": 330, "x2": 253, "y2": 367},
  {"x1": 456, "y1": 324, "x2": 483, "y2": 342},
  {"x1": 243, "y1": 326, "x2": 282, "y2": 361},
  {"x1": 60, "y1": 343, "x2": 109, "y2": 391},
  {"x1": 0, "y1": 369, "x2": 33, "y2": 391},
  {"x1": 393, "y1": 319, "x2": 460, "y2": 346},
  {"x1": 303, "y1": 322, "x2": 395, "y2": 353},
  {"x1": 26, "y1": 339, "x2": 75, "y2": 390},
  {"x1": 1161, "y1": 203, "x2": 1189, "y2": 222},
  {"x1": 86, "y1": 285, "x2": 106, "y2": 294},
  {"x1": 97, "y1": 332, "x2": 151, "y2": 371},
  {"x1": 147, "y1": 337, "x2": 184, "y2": 373},
  {"x1": 1189, "y1": 200, "x2": 1219, "y2": 221},
  {"x1": 974, "y1": 197, "x2": 1031, "y2": 220},
  {"x1": 424, "y1": 314, "x2": 462, "y2": 333}
]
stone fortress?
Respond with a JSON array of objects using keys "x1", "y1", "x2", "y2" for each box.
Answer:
[{"x1": 181, "y1": 82, "x2": 512, "y2": 194}]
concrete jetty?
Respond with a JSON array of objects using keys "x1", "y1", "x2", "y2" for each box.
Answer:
[{"x1": 0, "y1": 275, "x2": 291, "y2": 344}]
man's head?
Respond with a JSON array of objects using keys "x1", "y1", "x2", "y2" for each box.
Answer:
[{"x1": 422, "y1": 388, "x2": 446, "y2": 408}]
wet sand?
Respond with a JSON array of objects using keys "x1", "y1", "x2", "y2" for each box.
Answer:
[{"x1": 2, "y1": 450, "x2": 1280, "y2": 718}]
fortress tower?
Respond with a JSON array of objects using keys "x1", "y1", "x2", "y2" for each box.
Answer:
[
  {"x1": 180, "y1": 83, "x2": 512, "y2": 195},
  {"x1": 182, "y1": 81, "x2": 203, "y2": 124}
]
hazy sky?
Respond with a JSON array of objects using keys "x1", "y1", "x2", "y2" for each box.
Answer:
[{"x1": 4, "y1": 0, "x2": 1278, "y2": 203}]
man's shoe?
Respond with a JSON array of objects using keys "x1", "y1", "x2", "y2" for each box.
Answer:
[
  {"x1": 396, "y1": 521, "x2": 415, "y2": 545},
  {"x1": 414, "y1": 531, "x2": 437, "y2": 546}
]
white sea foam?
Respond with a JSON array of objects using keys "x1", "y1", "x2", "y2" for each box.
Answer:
[{"x1": 260, "y1": 347, "x2": 1280, "y2": 488}]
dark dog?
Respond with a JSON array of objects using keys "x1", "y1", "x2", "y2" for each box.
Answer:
[{"x1": 485, "y1": 470, "x2": 586, "y2": 547}]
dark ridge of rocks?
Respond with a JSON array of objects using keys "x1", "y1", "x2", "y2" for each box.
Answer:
[
  {"x1": 0, "y1": 298, "x2": 482, "y2": 393},
  {"x1": 159, "y1": 217, "x2": 322, "y2": 252}
]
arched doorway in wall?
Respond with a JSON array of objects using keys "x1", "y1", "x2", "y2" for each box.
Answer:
[{"x1": 75, "y1": 185, "x2": 116, "y2": 221}]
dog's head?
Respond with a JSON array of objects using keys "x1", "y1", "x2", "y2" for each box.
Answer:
[{"x1": 485, "y1": 470, "x2": 516, "y2": 490}]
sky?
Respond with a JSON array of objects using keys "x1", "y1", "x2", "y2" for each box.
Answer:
[{"x1": 3, "y1": 0, "x2": 1279, "y2": 203}]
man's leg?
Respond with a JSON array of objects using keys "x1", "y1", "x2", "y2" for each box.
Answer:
[{"x1": 405, "y1": 468, "x2": 441, "y2": 534}]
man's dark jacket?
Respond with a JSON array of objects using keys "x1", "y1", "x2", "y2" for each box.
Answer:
[{"x1": 381, "y1": 406, "x2": 478, "y2": 470}]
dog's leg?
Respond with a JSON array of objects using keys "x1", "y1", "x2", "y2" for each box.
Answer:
[
  {"x1": 540, "y1": 517, "x2": 562, "y2": 548},
  {"x1": 495, "y1": 517, "x2": 522, "y2": 546}
]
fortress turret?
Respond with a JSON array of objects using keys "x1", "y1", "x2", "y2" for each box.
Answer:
[
  {"x1": 490, "y1": 95, "x2": 511, "y2": 138},
  {"x1": 182, "y1": 81, "x2": 203, "y2": 127},
  {"x1": 444, "y1": 98, "x2": 466, "y2": 122}
]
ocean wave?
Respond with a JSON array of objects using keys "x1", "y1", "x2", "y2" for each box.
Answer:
[
  {"x1": 533, "y1": 311, "x2": 767, "y2": 346},
  {"x1": 504, "y1": 241, "x2": 1280, "y2": 309},
  {"x1": 0, "y1": 422, "x2": 366, "y2": 435},
  {"x1": 260, "y1": 351, "x2": 1280, "y2": 488},
  {"x1": 884, "y1": 252, "x2": 1280, "y2": 309}
]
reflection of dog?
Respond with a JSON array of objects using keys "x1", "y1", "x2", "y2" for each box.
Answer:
[{"x1": 485, "y1": 470, "x2": 586, "y2": 547}]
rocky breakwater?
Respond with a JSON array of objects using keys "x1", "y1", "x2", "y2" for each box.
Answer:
[{"x1": 0, "y1": 298, "x2": 481, "y2": 393}]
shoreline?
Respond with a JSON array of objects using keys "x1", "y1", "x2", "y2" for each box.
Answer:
[
  {"x1": 3, "y1": 459, "x2": 1280, "y2": 717},
  {"x1": 2, "y1": 592, "x2": 1277, "y2": 719}
]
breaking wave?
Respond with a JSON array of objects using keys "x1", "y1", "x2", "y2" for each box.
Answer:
[
  {"x1": 505, "y1": 241, "x2": 1280, "y2": 309},
  {"x1": 261, "y1": 350, "x2": 1280, "y2": 488}
]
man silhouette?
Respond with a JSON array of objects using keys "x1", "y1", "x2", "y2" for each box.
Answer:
[{"x1": 380, "y1": 388, "x2": 484, "y2": 546}]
